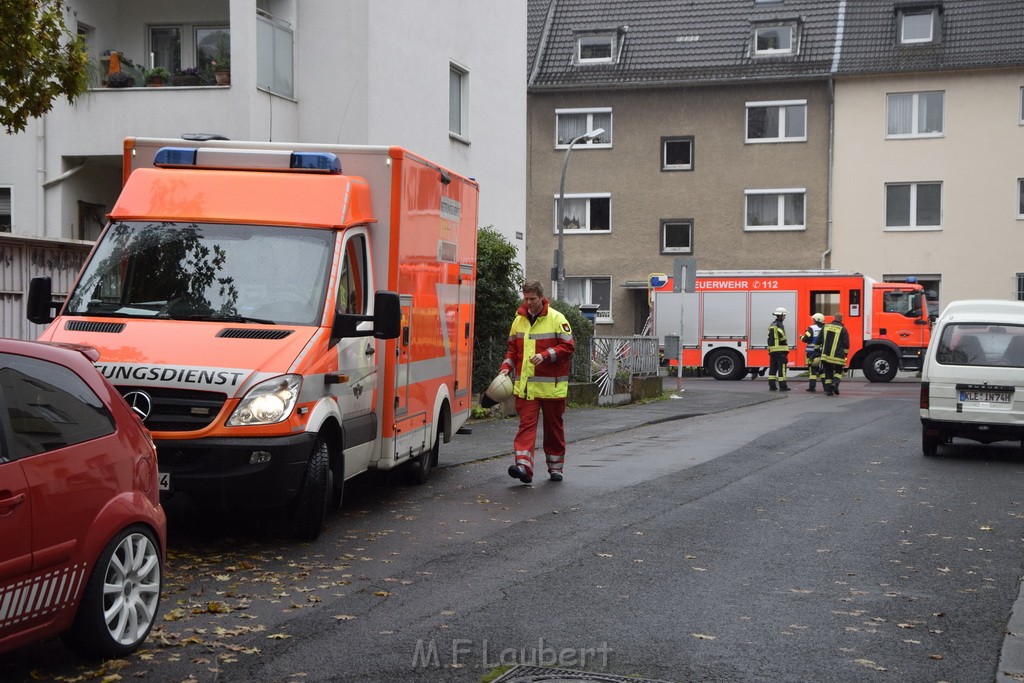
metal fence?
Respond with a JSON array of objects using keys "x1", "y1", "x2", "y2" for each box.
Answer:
[{"x1": 474, "y1": 335, "x2": 660, "y2": 398}]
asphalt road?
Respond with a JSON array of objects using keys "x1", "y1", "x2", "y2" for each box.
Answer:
[{"x1": 4, "y1": 377, "x2": 1024, "y2": 682}]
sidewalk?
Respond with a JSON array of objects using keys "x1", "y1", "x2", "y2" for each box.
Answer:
[{"x1": 442, "y1": 377, "x2": 780, "y2": 467}]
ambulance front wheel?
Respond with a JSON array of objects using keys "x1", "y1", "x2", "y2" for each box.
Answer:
[
  {"x1": 288, "y1": 436, "x2": 330, "y2": 541},
  {"x1": 706, "y1": 349, "x2": 746, "y2": 381},
  {"x1": 862, "y1": 349, "x2": 898, "y2": 383}
]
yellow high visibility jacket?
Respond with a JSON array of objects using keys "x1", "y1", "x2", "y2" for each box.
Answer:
[
  {"x1": 768, "y1": 320, "x2": 788, "y2": 353},
  {"x1": 502, "y1": 300, "x2": 575, "y2": 399}
]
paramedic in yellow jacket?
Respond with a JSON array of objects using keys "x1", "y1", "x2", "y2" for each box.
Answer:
[{"x1": 499, "y1": 280, "x2": 575, "y2": 484}]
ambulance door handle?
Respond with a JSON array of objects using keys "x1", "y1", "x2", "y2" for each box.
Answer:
[{"x1": 365, "y1": 344, "x2": 375, "y2": 356}]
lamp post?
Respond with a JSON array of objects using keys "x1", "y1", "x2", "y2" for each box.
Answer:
[{"x1": 553, "y1": 127, "x2": 605, "y2": 301}]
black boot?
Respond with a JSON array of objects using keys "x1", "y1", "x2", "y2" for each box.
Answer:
[
  {"x1": 780, "y1": 381, "x2": 791, "y2": 391},
  {"x1": 768, "y1": 380, "x2": 778, "y2": 391},
  {"x1": 806, "y1": 380, "x2": 816, "y2": 392},
  {"x1": 832, "y1": 381, "x2": 840, "y2": 396}
]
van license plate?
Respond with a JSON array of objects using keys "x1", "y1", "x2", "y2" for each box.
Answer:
[
  {"x1": 158, "y1": 472, "x2": 170, "y2": 491},
  {"x1": 959, "y1": 390, "x2": 1011, "y2": 404}
]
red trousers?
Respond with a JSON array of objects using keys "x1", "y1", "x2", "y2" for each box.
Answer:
[{"x1": 513, "y1": 397, "x2": 566, "y2": 477}]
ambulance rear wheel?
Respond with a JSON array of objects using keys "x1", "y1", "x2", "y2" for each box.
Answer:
[
  {"x1": 288, "y1": 436, "x2": 330, "y2": 541},
  {"x1": 862, "y1": 349, "x2": 897, "y2": 383},
  {"x1": 407, "y1": 431, "x2": 439, "y2": 485},
  {"x1": 706, "y1": 349, "x2": 745, "y2": 381}
]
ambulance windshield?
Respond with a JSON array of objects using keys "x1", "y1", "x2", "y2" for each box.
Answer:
[{"x1": 65, "y1": 221, "x2": 335, "y2": 326}]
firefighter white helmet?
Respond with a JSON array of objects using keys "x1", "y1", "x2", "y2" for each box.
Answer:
[
  {"x1": 812, "y1": 313, "x2": 825, "y2": 323},
  {"x1": 485, "y1": 373, "x2": 514, "y2": 403},
  {"x1": 773, "y1": 307, "x2": 788, "y2": 317}
]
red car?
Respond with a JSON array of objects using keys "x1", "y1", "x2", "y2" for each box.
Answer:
[{"x1": 0, "y1": 339, "x2": 165, "y2": 657}]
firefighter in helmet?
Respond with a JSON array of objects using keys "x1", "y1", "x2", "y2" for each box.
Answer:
[
  {"x1": 819, "y1": 312, "x2": 850, "y2": 396},
  {"x1": 767, "y1": 307, "x2": 790, "y2": 391},
  {"x1": 800, "y1": 312, "x2": 825, "y2": 392}
]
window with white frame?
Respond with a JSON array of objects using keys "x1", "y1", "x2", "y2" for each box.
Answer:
[
  {"x1": 0, "y1": 187, "x2": 11, "y2": 232},
  {"x1": 661, "y1": 220, "x2": 693, "y2": 253},
  {"x1": 577, "y1": 34, "x2": 615, "y2": 64},
  {"x1": 752, "y1": 25, "x2": 796, "y2": 55},
  {"x1": 555, "y1": 194, "x2": 611, "y2": 233},
  {"x1": 661, "y1": 137, "x2": 694, "y2": 170},
  {"x1": 449, "y1": 62, "x2": 469, "y2": 139},
  {"x1": 1018, "y1": 178, "x2": 1024, "y2": 218},
  {"x1": 556, "y1": 109, "x2": 612, "y2": 147},
  {"x1": 885, "y1": 182, "x2": 942, "y2": 230},
  {"x1": 1018, "y1": 273, "x2": 1024, "y2": 301},
  {"x1": 257, "y1": 11, "x2": 293, "y2": 98},
  {"x1": 899, "y1": 8, "x2": 937, "y2": 44},
  {"x1": 887, "y1": 91, "x2": 943, "y2": 137},
  {"x1": 149, "y1": 26, "x2": 182, "y2": 72},
  {"x1": 746, "y1": 101, "x2": 806, "y2": 142},
  {"x1": 745, "y1": 189, "x2": 806, "y2": 231},
  {"x1": 565, "y1": 276, "x2": 612, "y2": 322},
  {"x1": 196, "y1": 27, "x2": 230, "y2": 83}
]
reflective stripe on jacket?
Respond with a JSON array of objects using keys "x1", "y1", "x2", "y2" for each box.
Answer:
[
  {"x1": 801, "y1": 323, "x2": 823, "y2": 355},
  {"x1": 819, "y1": 322, "x2": 850, "y2": 365},
  {"x1": 768, "y1": 320, "x2": 788, "y2": 353},
  {"x1": 502, "y1": 300, "x2": 575, "y2": 399}
]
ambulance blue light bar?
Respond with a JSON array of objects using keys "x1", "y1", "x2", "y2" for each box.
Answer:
[{"x1": 152, "y1": 147, "x2": 342, "y2": 174}]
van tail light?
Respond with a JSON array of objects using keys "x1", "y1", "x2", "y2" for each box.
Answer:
[{"x1": 920, "y1": 382, "x2": 930, "y2": 409}]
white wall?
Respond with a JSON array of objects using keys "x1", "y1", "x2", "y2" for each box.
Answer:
[{"x1": 833, "y1": 69, "x2": 1024, "y2": 307}]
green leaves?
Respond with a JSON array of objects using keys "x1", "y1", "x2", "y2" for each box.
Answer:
[{"x1": 0, "y1": 0, "x2": 89, "y2": 133}]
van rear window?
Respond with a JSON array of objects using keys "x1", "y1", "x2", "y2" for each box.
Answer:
[{"x1": 935, "y1": 323, "x2": 1024, "y2": 367}]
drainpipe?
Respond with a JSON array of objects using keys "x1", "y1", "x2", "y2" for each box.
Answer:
[
  {"x1": 824, "y1": 0, "x2": 847, "y2": 270},
  {"x1": 36, "y1": 114, "x2": 46, "y2": 237}
]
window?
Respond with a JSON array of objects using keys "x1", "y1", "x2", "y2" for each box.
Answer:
[
  {"x1": 899, "y1": 8, "x2": 937, "y2": 44},
  {"x1": 337, "y1": 234, "x2": 367, "y2": 315},
  {"x1": 661, "y1": 137, "x2": 694, "y2": 170},
  {"x1": 1020, "y1": 87, "x2": 1024, "y2": 125},
  {"x1": 753, "y1": 25, "x2": 796, "y2": 55},
  {"x1": 565, "y1": 277, "x2": 612, "y2": 322},
  {"x1": 0, "y1": 187, "x2": 10, "y2": 232},
  {"x1": 556, "y1": 109, "x2": 612, "y2": 147},
  {"x1": 1019, "y1": 179, "x2": 1024, "y2": 218},
  {"x1": 196, "y1": 27, "x2": 230, "y2": 82},
  {"x1": 577, "y1": 34, "x2": 615, "y2": 64},
  {"x1": 149, "y1": 26, "x2": 182, "y2": 71},
  {"x1": 661, "y1": 220, "x2": 693, "y2": 254},
  {"x1": 887, "y1": 92, "x2": 943, "y2": 137},
  {"x1": 555, "y1": 194, "x2": 611, "y2": 233},
  {"x1": 746, "y1": 101, "x2": 806, "y2": 142},
  {"x1": 449, "y1": 62, "x2": 469, "y2": 139},
  {"x1": 1, "y1": 354, "x2": 115, "y2": 460},
  {"x1": 886, "y1": 182, "x2": 942, "y2": 230},
  {"x1": 935, "y1": 323, "x2": 1024, "y2": 368},
  {"x1": 257, "y1": 11, "x2": 293, "y2": 98},
  {"x1": 1018, "y1": 273, "x2": 1024, "y2": 301},
  {"x1": 744, "y1": 189, "x2": 805, "y2": 231}
]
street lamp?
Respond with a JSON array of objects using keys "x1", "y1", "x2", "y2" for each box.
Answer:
[{"x1": 553, "y1": 127, "x2": 605, "y2": 301}]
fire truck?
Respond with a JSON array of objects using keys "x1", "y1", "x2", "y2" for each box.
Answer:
[
  {"x1": 650, "y1": 270, "x2": 931, "y2": 382},
  {"x1": 27, "y1": 137, "x2": 477, "y2": 540}
]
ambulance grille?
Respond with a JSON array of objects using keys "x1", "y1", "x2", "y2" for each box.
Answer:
[
  {"x1": 217, "y1": 328, "x2": 294, "y2": 340},
  {"x1": 65, "y1": 320, "x2": 126, "y2": 333},
  {"x1": 115, "y1": 386, "x2": 227, "y2": 432}
]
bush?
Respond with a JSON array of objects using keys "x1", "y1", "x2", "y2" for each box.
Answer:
[
  {"x1": 472, "y1": 227, "x2": 522, "y2": 394},
  {"x1": 549, "y1": 299, "x2": 593, "y2": 383}
]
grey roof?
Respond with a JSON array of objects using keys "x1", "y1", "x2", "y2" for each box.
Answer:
[
  {"x1": 528, "y1": 0, "x2": 1024, "y2": 91},
  {"x1": 835, "y1": 0, "x2": 1024, "y2": 75}
]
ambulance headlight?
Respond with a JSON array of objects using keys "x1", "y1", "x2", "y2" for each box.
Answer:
[{"x1": 227, "y1": 375, "x2": 302, "y2": 426}]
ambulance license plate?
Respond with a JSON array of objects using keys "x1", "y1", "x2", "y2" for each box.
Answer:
[
  {"x1": 158, "y1": 471, "x2": 170, "y2": 491},
  {"x1": 959, "y1": 389, "x2": 1011, "y2": 404}
]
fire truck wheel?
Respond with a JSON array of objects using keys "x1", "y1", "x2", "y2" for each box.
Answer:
[
  {"x1": 862, "y1": 349, "x2": 898, "y2": 383},
  {"x1": 922, "y1": 428, "x2": 940, "y2": 457},
  {"x1": 407, "y1": 431, "x2": 439, "y2": 485},
  {"x1": 288, "y1": 437, "x2": 330, "y2": 540},
  {"x1": 706, "y1": 349, "x2": 745, "y2": 381}
]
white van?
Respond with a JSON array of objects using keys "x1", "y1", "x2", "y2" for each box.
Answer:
[{"x1": 920, "y1": 299, "x2": 1024, "y2": 456}]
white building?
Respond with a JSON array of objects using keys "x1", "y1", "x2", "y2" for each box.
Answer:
[{"x1": 0, "y1": 0, "x2": 526, "y2": 339}]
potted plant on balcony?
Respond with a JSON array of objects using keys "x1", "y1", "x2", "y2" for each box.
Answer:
[
  {"x1": 104, "y1": 70, "x2": 136, "y2": 88},
  {"x1": 171, "y1": 66, "x2": 202, "y2": 86},
  {"x1": 211, "y1": 55, "x2": 230, "y2": 85},
  {"x1": 143, "y1": 67, "x2": 171, "y2": 87}
]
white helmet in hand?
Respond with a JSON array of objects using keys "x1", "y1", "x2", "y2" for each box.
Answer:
[{"x1": 481, "y1": 373, "x2": 514, "y2": 407}]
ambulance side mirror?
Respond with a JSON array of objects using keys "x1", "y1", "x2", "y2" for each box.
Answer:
[
  {"x1": 27, "y1": 276, "x2": 58, "y2": 325},
  {"x1": 332, "y1": 290, "x2": 401, "y2": 341}
]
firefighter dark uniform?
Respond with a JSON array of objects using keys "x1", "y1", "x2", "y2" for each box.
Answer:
[
  {"x1": 819, "y1": 313, "x2": 850, "y2": 396},
  {"x1": 501, "y1": 290, "x2": 574, "y2": 483},
  {"x1": 767, "y1": 308, "x2": 790, "y2": 391},
  {"x1": 800, "y1": 313, "x2": 825, "y2": 392}
]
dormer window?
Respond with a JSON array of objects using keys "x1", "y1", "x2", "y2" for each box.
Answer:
[
  {"x1": 899, "y1": 7, "x2": 939, "y2": 44},
  {"x1": 752, "y1": 24, "x2": 797, "y2": 56},
  {"x1": 577, "y1": 34, "x2": 615, "y2": 64}
]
